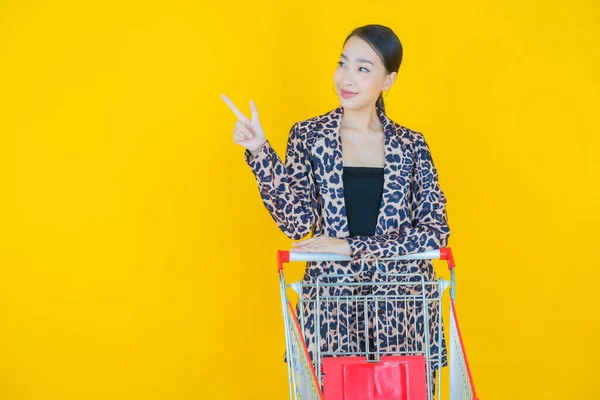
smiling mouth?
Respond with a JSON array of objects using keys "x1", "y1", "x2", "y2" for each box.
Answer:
[{"x1": 341, "y1": 89, "x2": 357, "y2": 98}]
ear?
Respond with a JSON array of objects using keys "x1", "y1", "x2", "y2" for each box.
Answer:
[{"x1": 384, "y1": 71, "x2": 398, "y2": 90}]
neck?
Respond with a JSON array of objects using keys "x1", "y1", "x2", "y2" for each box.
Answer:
[{"x1": 340, "y1": 104, "x2": 383, "y2": 133}]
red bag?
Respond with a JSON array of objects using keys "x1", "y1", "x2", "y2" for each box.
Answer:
[{"x1": 322, "y1": 356, "x2": 428, "y2": 400}]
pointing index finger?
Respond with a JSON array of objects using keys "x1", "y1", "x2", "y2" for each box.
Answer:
[{"x1": 220, "y1": 94, "x2": 248, "y2": 120}]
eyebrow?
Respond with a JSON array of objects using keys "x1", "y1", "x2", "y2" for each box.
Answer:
[{"x1": 340, "y1": 53, "x2": 374, "y2": 66}]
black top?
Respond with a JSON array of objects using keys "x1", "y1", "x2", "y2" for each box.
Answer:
[{"x1": 342, "y1": 166, "x2": 385, "y2": 237}]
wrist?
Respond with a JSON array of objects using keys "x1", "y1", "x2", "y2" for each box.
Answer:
[
  {"x1": 342, "y1": 238, "x2": 354, "y2": 257},
  {"x1": 249, "y1": 140, "x2": 268, "y2": 155},
  {"x1": 344, "y1": 237, "x2": 361, "y2": 258}
]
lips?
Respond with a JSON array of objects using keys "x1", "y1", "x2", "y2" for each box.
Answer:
[{"x1": 340, "y1": 89, "x2": 357, "y2": 99}]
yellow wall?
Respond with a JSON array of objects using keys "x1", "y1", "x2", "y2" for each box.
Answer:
[{"x1": 0, "y1": 0, "x2": 598, "y2": 399}]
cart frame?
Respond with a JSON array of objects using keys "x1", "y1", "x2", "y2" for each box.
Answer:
[{"x1": 277, "y1": 247, "x2": 478, "y2": 400}]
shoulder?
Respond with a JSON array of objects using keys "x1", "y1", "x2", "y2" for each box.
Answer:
[
  {"x1": 286, "y1": 107, "x2": 337, "y2": 145},
  {"x1": 292, "y1": 108, "x2": 334, "y2": 135},
  {"x1": 384, "y1": 117, "x2": 440, "y2": 169},
  {"x1": 385, "y1": 116, "x2": 429, "y2": 151}
]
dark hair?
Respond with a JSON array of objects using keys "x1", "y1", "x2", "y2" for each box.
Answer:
[{"x1": 343, "y1": 24, "x2": 403, "y2": 114}]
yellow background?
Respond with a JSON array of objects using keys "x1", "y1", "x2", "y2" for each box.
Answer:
[{"x1": 0, "y1": 0, "x2": 598, "y2": 399}]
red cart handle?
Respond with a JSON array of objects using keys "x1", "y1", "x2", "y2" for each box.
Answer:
[
  {"x1": 439, "y1": 247, "x2": 456, "y2": 270},
  {"x1": 277, "y1": 249, "x2": 290, "y2": 272}
]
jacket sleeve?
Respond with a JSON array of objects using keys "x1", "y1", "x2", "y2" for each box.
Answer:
[
  {"x1": 345, "y1": 132, "x2": 450, "y2": 258},
  {"x1": 244, "y1": 122, "x2": 317, "y2": 240}
]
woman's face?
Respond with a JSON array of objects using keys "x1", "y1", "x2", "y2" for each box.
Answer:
[{"x1": 334, "y1": 35, "x2": 393, "y2": 111}]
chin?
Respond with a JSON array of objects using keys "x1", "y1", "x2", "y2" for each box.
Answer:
[
  {"x1": 340, "y1": 97, "x2": 357, "y2": 106},
  {"x1": 340, "y1": 98, "x2": 369, "y2": 111}
]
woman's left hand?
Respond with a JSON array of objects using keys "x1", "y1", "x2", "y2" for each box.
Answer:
[{"x1": 290, "y1": 235, "x2": 352, "y2": 256}]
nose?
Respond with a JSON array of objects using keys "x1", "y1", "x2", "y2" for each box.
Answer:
[
  {"x1": 339, "y1": 70, "x2": 356, "y2": 88},
  {"x1": 342, "y1": 79, "x2": 356, "y2": 90}
]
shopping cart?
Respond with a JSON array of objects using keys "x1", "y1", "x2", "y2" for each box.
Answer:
[{"x1": 277, "y1": 247, "x2": 478, "y2": 400}]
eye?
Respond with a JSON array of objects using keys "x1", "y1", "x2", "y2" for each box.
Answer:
[{"x1": 338, "y1": 62, "x2": 369, "y2": 72}]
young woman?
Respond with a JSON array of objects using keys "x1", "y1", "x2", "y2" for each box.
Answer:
[{"x1": 222, "y1": 24, "x2": 450, "y2": 396}]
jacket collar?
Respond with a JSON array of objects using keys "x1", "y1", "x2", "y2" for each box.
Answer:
[
  {"x1": 314, "y1": 105, "x2": 397, "y2": 146},
  {"x1": 313, "y1": 105, "x2": 410, "y2": 238}
]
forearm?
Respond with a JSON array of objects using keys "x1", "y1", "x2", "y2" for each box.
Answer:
[
  {"x1": 345, "y1": 221, "x2": 450, "y2": 259},
  {"x1": 245, "y1": 140, "x2": 316, "y2": 240}
]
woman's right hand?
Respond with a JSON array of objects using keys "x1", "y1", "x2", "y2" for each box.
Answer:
[{"x1": 220, "y1": 94, "x2": 267, "y2": 153}]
